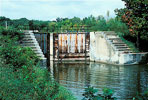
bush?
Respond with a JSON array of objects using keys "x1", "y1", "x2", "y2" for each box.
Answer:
[
  {"x1": 133, "y1": 89, "x2": 148, "y2": 100},
  {"x1": 0, "y1": 64, "x2": 76, "y2": 100},
  {"x1": 0, "y1": 28, "x2": 39, "y2": 70},
  {"x1": 0, "y1": 27, "x2": 24, "y2": 41},
  {"x1": 0, "y1": 40, "x2": 39, "y2": 70},
  {"x1": 0, "y1": 28, "x2": 76, "y2": 100},
  {"x1": 82, "y1": 86, "x2": 116, "y2": 100}
]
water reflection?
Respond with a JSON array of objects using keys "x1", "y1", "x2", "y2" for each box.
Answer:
[{"x1": 52, "y1": 62, "x2": 148, "y2": 100}]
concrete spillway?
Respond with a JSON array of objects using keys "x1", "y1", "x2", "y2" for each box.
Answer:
[
  {"x1": 53, "y1": 33, "x2": 90, "y2": 61},
  {"x1": 32, "y1": 31, "x2": 147, "y2": 65}
]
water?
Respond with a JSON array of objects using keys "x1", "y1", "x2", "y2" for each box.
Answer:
[{"x1": 50, "y1": 62, "x2": 148, "y2": 100}]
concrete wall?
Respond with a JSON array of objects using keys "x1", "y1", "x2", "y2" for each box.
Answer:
[
  {"x1": 119, "y1": 53, "x2": 147, "y2": 65},
  {"x1": 50, "y1": 33, "x2": 53, "y2": 61},
  {"x1": 90, "y1": 32, "x2": 119, "y2": 64},
  {"x1": 90, "y1": 32, "x2": 148, "y2": 65}
]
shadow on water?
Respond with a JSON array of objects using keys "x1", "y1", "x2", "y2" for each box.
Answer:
[{"x1": 50, "y1": 62, "x2": 148, "y2": 100}]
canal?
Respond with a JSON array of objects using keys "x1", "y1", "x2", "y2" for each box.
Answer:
[{"x1": 49, "y1": 62, "x2": 148, "y2": 100}]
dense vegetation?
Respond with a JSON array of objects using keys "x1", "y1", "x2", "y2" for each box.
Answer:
[
  {"x1": 2, "y1": 13, "x2": 148, "y2": 52},
  {"x1": 1, "y1": 15, "x2": 140, "y2": 52},
  {"x1": 0, "y1": 17, "x2": 50, "y2": 31},
  {"x1": 82, "y1": 86, "x2": 148, "y2": 100},
  {"x1": 0, "y1": 15, "x2": 128, "y2": 33},
  {"x1": 0, "y1": 27, "x2": 76, "y2": 100},
  {"x1": 115, "y1": 0, "x2": 148, "y2": 51}
]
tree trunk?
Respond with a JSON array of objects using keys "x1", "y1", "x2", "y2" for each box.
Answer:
[{"x1": 136, "y1": 32, "x2": 140, "y2": 49}]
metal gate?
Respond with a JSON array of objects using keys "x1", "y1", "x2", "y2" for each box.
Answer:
[{"x1": 53, "y1": 32, "x2": 90, "y2": 61}]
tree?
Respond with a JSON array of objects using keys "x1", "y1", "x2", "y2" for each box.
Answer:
[
  {"x1": 29, "y1": 20, "x2": 33, "y2": 30},
  {"x1": 97, "y1": 19, "x2": 107, "y2": 31},
  {"x1": 48, "y1": 22, "x2": 57, "y2": 32},
  {"x1": 115, "y1": 0, "x2": 148, "y2": 48},
  {"x1": 0, "y1": 16, "x2": 11, "y2": 27}
]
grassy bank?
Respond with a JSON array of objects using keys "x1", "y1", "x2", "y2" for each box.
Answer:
[
  {"x1": 0, "y1": 64, "x2": 75, "y2": 100},
  {"x1": 0, "y1": 28, "x2": 76, "y2": 100}
]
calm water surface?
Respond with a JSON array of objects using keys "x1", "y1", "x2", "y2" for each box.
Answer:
[{"x1": 50, "y1": 62, "x2": 148, "y2": 100}]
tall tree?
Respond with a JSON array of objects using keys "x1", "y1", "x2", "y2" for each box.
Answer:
[{"x1": 115, "y1": 0, "x2": 148, "y2": 48}]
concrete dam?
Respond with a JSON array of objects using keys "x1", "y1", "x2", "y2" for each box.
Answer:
[{"x1": 21, "y1": 30, "x2": 148, "y2": 65}]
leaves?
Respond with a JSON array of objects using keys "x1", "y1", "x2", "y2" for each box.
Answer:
[
  {"x1": 82, "y1": 86, "x2": 116, "y2": 100},
  {"x1": 115, "y1": 0, "x2": 148, "y2": 48},
  {"x1": 116, "y1": 0, "x2": 148, "y2": 35},
  {"x1": 0, "y1": 28, "x2": 76, "y2": 100}
]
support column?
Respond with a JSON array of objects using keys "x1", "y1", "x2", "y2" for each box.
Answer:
[
  {"x1": 47, "y1": 33, "x2": 50, "y2": 67},
  {"x1": 50, "y1": 33, "x2": 53, "y2": 61}
]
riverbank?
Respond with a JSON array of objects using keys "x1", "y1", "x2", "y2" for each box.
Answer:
[
  {"x1": 0, "y1": 62, "x2": 76, "y2": 100},
  {"x1": 0, "y1": 28, "x2": 76, "y2": 100}
]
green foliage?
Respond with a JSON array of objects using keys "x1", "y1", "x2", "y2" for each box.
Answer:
[
  {"x1": 115, "y1": 0, "x2": 148, "y2": 48},
  {"x1": 82, "y1": 87, "x2": 148, "y2": 100},
  {"x1": 53, "y1": 15, "x2": 130, "y2": 34},
  {"x1": 133, "y1": 89, "x2": 148, "y2": 100},
  {"x1": 82, "y1": 86, "x2": 98, "y2": 100},
  {"x1": 102, "y1": 88, "x2": 114, "y2": 99},
  {"x1": 0, "y1": 45, "x2": 39, "y2": 70},
  {"x1": 96, "y1": 19, "x2": 108, "y2": 31},
  {"x1": 0, "y1": 15, "x2": 130, "y2": 34},
  {"x1": 48, "y1": 22, "x2": 57, "y2": 32},
  {"x1": 0, "y1": 28, "x2": 38, "y2": 70},
  {"x1": 0, "y1": 16, "x2": 50, "y2": 30},
  {"x1": 82, "y1": 86, "x2": 116, "y2": 100},
  {"x1": 107, "y1": 18, "x2": 129, "y2": 34},
  {"x1": 0, "y1": 64, "x2": 76, "y2": 100},
  {"x1": 0, "y1": 28, "x2": 76, "y2": 100},
  {"x1": 0, "y1": 27, "x2": 23, "y2": 41}
]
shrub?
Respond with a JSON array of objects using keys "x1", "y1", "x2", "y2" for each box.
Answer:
[
  {"x1": 0, "y1": 27, "x2": 76, "y2": 100},
  {"x1": 0, "y1": 28, "x2": 39, "y2": 70},
  {"x1": 0, "y1": 44, "x2": 39, "y2": 70},
  {"x1": 133, "y1": 89, "x2": 148, "y2": 100},
  {"x1": 0, "y1": 63, "x2": 76, "y2": 100},
  {"x1": 82, "y1": 86, "x2": 116, "y2": 100},
  {"x1": 0, "y1": 27, "x2": 24, "y2": 41}
]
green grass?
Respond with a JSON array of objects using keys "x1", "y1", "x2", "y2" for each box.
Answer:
[{"x1": 0, "y1": 62, "x2": 76, "y2": 100}]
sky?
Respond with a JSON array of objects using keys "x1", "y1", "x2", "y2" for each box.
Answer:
[{"x1": 0, "y1": 0, "x2": 125, "y2": 21}]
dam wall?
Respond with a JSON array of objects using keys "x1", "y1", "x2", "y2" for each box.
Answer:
[{"x1": 90, "y1": 32, "x2": 148, "y2": 65}]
